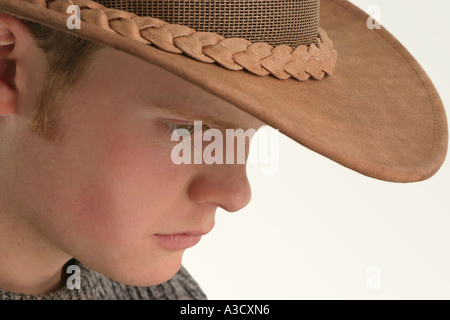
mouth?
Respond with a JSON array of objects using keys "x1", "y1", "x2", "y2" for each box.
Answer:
[{"x1": 152, "y1": 232, "x2": 205, "y2": 251}]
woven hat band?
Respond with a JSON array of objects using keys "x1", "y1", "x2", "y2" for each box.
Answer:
[{"x1": 96, "y1": 0, "x2": 321, "y2": 47}]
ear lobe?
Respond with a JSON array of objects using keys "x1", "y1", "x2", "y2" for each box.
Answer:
[{"x1": 0, "y1": 79, "x2": 17, "y2": 115}]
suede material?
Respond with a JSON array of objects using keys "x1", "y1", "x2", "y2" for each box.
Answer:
[{"x1": 0, "y1": 0, "x2": 447, "y2": 182}]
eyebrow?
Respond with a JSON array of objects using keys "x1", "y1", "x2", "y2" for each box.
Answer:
[{"x1": 147, "y1": 102, "x2": 246, "y2": 130}]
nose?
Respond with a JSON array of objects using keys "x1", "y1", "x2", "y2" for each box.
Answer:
[{"x1": 187, "y1": 163, "x2": 252, "y2": 212}]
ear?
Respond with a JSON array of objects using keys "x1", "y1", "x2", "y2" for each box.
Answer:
[
  {"x1": 0, "y1": 14, "x2": 18, "y2": 115},
  {"x1": 0, "y1": 12, "x2": 44, "y2": 116}
]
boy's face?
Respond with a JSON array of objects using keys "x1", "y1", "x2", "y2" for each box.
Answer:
[{"x1": 4, "y1": 45, "x2": 265, "y2": 286}]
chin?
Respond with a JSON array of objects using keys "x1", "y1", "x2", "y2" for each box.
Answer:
[
  {"x1": 132, "y1": 257, "x2": 183, "y2": 287},
  {"x1": 93, "y1": 250, "x2": 185, "y2": 287}
]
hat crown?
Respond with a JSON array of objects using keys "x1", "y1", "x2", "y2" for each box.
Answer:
[{"x1": 96, "y1": 0, "x2": 321, "y2": 47}]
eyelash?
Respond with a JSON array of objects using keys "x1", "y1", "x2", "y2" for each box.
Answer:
[{"x1": 161, "y1": 120, "x2": 210, "y2": 139}]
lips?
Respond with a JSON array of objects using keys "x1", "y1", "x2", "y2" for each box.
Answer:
[{"x1": 152, "y1": 233, "x2": 203, "y2": 251}]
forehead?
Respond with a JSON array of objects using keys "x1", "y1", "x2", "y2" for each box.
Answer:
[{"x1": 91, "y1": 47, "x2": 266, "y2": 130}]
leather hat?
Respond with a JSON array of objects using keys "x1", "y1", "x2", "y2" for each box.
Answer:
[{"x1": 0, "y1": 0, "x2": 447, "y2": 182}]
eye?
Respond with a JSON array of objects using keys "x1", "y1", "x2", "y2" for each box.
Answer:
[
  {"x1": 164, "y1": 121, "x2": 209, "y2": 138},
  {"x1": 166, "y1": 122, "x2": 196, "y2": 137}
]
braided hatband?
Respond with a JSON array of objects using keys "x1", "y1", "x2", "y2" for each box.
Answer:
[{"x1": 25, "y1": 0, "x2": 338, "y2": 81}]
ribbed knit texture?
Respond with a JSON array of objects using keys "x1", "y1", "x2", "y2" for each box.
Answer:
[{"x1": 0, "y1": 260, "x2": 207, "y2": 300}]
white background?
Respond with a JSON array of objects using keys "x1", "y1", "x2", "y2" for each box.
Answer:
[{"x1": 183, "y1": 0, "x2": 450, "y2": 299}]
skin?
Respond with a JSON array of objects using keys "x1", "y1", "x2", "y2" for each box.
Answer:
[{"x1": 0, "y1": 15, "x2": 265, "y2": 295}]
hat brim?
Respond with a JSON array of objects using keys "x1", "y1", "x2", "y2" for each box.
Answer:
[{"x1": 1, "y1": 0, "x2": 447, "y2": 182}]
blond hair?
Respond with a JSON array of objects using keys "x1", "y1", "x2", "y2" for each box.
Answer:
[{"x1": 24, "y1": 20, "x2": 103, "y2": 141}]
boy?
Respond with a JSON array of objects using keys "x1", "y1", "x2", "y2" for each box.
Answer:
[{"x1": 0, "y1": 0, "x2": 447, "y2": 299}]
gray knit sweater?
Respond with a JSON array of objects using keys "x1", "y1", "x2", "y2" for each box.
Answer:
[{"x1": 0, "y1": 260, "x2": 207, "y2": 300}]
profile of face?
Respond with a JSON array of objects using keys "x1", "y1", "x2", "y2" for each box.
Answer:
[{"x1": 0, "y1": 15, "x2": 265, "y2": 291}]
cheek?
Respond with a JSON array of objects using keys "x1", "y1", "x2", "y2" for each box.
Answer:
[{"x1": 65, "y1": 127, "x2": 186, "y2": 251}]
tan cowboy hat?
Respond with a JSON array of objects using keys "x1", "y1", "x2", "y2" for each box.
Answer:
[{"x1": 0, "y1": 0, "x2": 447, "y2": 182}]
